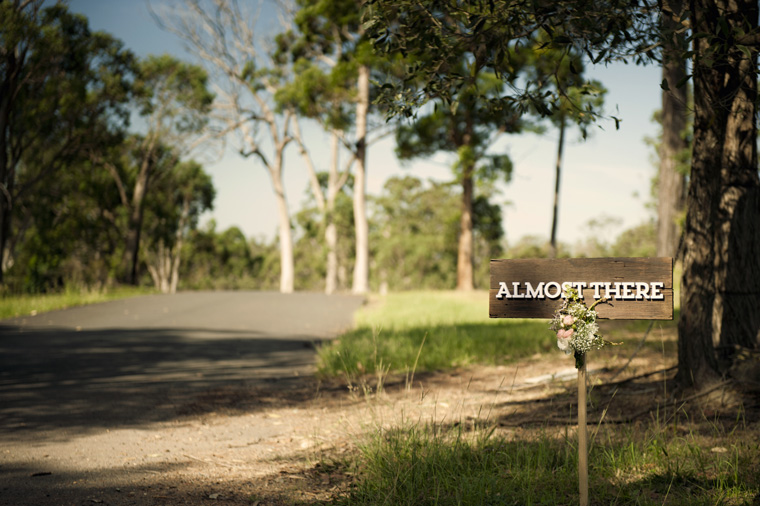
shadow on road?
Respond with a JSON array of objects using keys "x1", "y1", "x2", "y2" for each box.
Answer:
[
  {"x1": 0, "y1": 291, "x2": 365, "y2": 441},
  {"x1": 0, "y1": 325, "x2": 327, "y2": 440}
]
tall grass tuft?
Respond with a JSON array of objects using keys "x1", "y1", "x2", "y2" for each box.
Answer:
[
  {"x1": 342, "y1": 424, "x2": 577, "y2": 506},
  {"x1": 336, "y1": 421, "x2": 760, "y2": 505}
]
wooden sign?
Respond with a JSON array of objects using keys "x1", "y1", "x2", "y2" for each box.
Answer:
[{"x1": 490, "y1": 257, "x2": 673, "y2": 320}]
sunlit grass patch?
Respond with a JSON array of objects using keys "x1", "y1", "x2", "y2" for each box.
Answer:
[
  {"x1": 0, "y1": 286, "x2": 155, "y2": 320},
  {"x1": 317, "y1": 291, "x2": 553, "y2": 377},
  {"x1": 355, "y1": 290, "x2": 499, "y2": 329}
]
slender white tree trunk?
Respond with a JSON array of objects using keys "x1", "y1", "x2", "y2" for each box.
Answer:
[
  {"x1": 325, "y1": 131, "x2": 342, "y2": 294},
  {"x1": 325, "y1": 222, "x2": 338, "y2": 294},
  {"x1": 271, "y1": 163, "x2": 294, "y2": 293},
  {"x1": 161, "y1": 247, "x2": 171, "y2": 293},
  {"x1": 352, "y1": 64, "x2": 370, "y2": 295},
  {"x1": 549, "y1": 114, "x2": 566, "y2": 259},
  {"x1": 169, "y1": 198, "x2": 190, "y2": 294}
]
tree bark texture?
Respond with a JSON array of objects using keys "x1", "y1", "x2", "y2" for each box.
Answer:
[
  {"x1": 712, "y1": 0, "x2": 760, "y2": 351},
  {"x1": 678, "y1": 0, "x2": 760, "y2": 388},
  {"x1": 352, "y1": 64, "x2": 370, "y2": 295},
  {"x1": 657, "y1": 0, "x2": 689, "y2": 258}
]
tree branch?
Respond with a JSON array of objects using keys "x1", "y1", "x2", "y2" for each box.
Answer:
[{"x1": 291, "y1": 116, "x2": 326, "y2": 211}]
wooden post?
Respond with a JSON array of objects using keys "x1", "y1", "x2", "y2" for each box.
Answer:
[{"x1": 578, "y1": 355, "x2": 588, "y2": 506}]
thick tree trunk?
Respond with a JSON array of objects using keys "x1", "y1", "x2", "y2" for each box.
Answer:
[
  {"x1": 457, "y1": 165, "x2": 474, "y2": 291},
  {"x1": 677, "y1": 0, "x2": 760, "y2": 388},
  {"x1": 549, "y1": 114, "x2": 566, "y2": 259},
  {"x1": 712, "y1": 1, "x2": 760, "y2": 352},
  {"x1": 352, "y1": 64, "x2": 370, "y2": 295}
]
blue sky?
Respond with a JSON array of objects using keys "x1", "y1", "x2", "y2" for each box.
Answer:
[{"x1": 69, "y1": 0, "x2": 663, "y2": 248}]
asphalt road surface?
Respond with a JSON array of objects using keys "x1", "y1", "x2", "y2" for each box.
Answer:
[{"x1": 0, "y1": 291, "x2": 364, "y2": 439}]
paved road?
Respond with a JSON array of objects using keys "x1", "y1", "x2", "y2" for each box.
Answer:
[{"x1": 0, "y1": 291, "x2": 364, "y2": 439}]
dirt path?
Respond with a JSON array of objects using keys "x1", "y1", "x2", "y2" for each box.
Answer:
[{"x1": 3, "y1": 355, "x2": 675, "y2": 506}]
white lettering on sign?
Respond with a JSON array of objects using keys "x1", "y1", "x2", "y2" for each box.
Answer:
[{"x1": 495, "y1": 281, "x2": 664, "y2": 301}]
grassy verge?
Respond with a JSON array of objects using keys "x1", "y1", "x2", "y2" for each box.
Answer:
[
  {"x1": 0, "y1": 286, "x2": 155, "y2": 320},
  {"x1": 318, "y1": 290, "x2": 758, "y2": 505},
  {"x1": 317, "y1": 291, "x2": 553, "y2": 378},
  {"x1": 336, "y1": 417, "x2": 758, "y2": 506}
]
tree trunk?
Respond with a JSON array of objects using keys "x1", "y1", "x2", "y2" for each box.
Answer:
[
  {"x1": 271, "y1": 158, "x2": 294, "y2": 294},
  {"x1": 677, "y1": 0, "x2": 760, "y2": 388},
  {"x1": 352, "y1": 64, "x2": 370, "y2": 295},
  {"x1": 160, "y1": 243, "x2": 170, "y2": 293},
  {"x1": 457, "y1": 164, "x2": 474, "y2": 291},
  {"x1": 549, "y1": 114, "x2": 566, "y2": 259},
  {"x1": 711, "y1": 0, "x2": 760, "y2": 352},
  {"x1": 146, "y1": 248, "x2": 161, "y2": 291},
  {"x1": 325, "y1": 221, "x2": 338, "y2": 294},
  {"x1": 0, "y1": 32, "x2": 22, "y2": 286},
  {"x1": 0, "y1": 153, "x2": 12, "y2": 284},
  {"x1": 169, "y1": 197, "x2": 190, "y2": 294},
  {"x1": 325, "y1": 131, "x2": 341, "y2": 294},
  {"x1": 657, "y1": 0, "x2": 688, "y2": 258},
  {"x1": 123, "y1": 158, "x2": 151, "y2": 285}
]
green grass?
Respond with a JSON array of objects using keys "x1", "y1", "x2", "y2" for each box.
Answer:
[
  {"x1": 0, "y1": 286, "x2": 155, "y2": 320},
  {"x1": 317, "y1": 291, "x2": 554, "y2": 378},
  {"x1": 319, "y1": 289, "x2": 758, "y2": 505},
  {"x1": 335, "y1": 419, "x2": 759, "y2": 505}
]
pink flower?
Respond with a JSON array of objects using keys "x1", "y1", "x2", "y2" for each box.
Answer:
[
  {"x1": 562, "y1": 315, "x2": 575, "y2": 327},
  {"x1": 557, "y1": 328, "x2": 574, "y2": 352}
]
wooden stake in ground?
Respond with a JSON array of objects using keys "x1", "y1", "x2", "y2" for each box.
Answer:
[{"x1": 577, "y1": 353, "x2": 588, "y2": 506}]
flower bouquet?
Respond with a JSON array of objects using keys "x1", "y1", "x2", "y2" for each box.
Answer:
[{"x1": 550, "y1": 287, "x2": 619, "y2": 368}]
